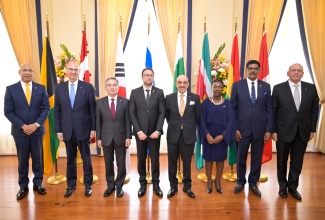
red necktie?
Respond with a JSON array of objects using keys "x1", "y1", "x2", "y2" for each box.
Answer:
[{"x1": 111, "y1": 99, "x2": 115, "y2": 119}]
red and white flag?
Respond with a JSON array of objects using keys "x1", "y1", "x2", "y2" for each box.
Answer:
[
  {"x1": 259, "y1": 32, "x2": 272, "y2": 164},
  {"x1": 114, "y1": 32, "x2": 130, "y2": 174},
  {"x1": 80, "y1": 30, "x2": 91, "y2": 82}
]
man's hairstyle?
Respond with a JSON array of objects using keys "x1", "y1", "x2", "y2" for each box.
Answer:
[
  {"x1": 246, "y1": 60, "x2": 260, "y2": 68},
  {"x1": 141, "y1": 68, "x2": 154, "y2": 76},
  {"x1": 105, "y1": 77, "x2": 119, "y2": 85}
]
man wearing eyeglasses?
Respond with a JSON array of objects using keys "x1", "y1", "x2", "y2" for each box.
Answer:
[
  {"x1": 230, "y1": 60, "x2": 273, "y2": 197},
  {"x1": 4, "y1": 63, "x2": 50, "y2": 200},
  {"x1": 272, "y1": 63, "x2": 319, "y2": 200},
  {"x1": 129, "y1": 68, "x2": 165, "y2": 198},
  {"x1": 54, "y1": 60, "x2": 96, "y2": 198}
]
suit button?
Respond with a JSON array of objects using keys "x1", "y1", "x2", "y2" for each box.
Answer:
[{"x1": 147, "y1": 110, "x2": 149, "y2": 112}]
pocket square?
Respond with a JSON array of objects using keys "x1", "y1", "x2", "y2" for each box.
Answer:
[{"x1": 189, "y1": 101, "x2": 195, "y2": 105}]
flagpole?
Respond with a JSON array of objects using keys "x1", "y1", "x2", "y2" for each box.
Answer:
[
  {"x1": 223, "y1": 13, "x2": 238, "y2": 182},
  {"x1": 78, "y1": 10, "x2": 98, "y2": 184},
  {"x1": 197, "y1": 13, "x2": 215, "y2": 183},
  {"x1": 45, "y1": 11, "x2": 66, "y2": 185},
  {"x1": 146, "y1": 10, "x2": 152, "y2": 184}
]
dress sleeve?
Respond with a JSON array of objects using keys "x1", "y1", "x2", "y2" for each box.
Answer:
[
  {"x1": 221, "y1": 100, "x2": 237, "y2": 145},
  {"x1": 198, "y1": 99, "x2": 209, "y2": 142}
]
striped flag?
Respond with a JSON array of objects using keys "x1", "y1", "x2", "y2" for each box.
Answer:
[
  {"x1": 173, "y1": 31, "x2": 185, "y2": 92},
  {"x1": 80, "y1": 30, "x2": 91, "y2": 82},
  {"x1": 195, "y1": 32, "x2": 212, "y2": 170},
  {"x1": 259, "y1": 32, "x2": 272, "y2": 164},
  {"x1": 114, "y1": 32, "x2": 130, "y2": 174},
  {"x1": 40, "y1": 36, "x2": 60, "y2": 175},
  {"x1": 145, "y1": 32, "x2": 152, "y2": 69},
  {"x1": 226, "y1": 33, "x2": 240, "y2": 166}
]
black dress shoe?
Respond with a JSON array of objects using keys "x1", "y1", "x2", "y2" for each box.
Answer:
[
  {"x1": 33, "y1": 185, "x2": 47, "y2": 195},
  {"x1": 216, "y1": 188, "x2": 223, "y2": 194},
  {"x1": 288, "y1": 189, "x2": 302, "y2": 200},
  {"x1": 85, "y1": 186, "x2": 92, "y2": 197},
  {"x1": 64, "y1": 186, "x2": 76, "y2": 197},
  {"x1": 116, "y1": 187, "x2": 124, "y2": 197},
  {"x1": 153, "y1": 185, "x2": 163, "y2": 197},
  {"x1": 17, "y1": 188, "x2": 28, "y2": 200},
  {"x1": 278, "y1": 190, "x2": 288, "y2": 198},
  {"x1": 182, "y1": 187, "x2": 195, "y2": 198},
  {"x1": 138, "y1": 185, "x2": 146, "y2": 197},
  {"x1": 249, "y1": 185, "x2": 261, "y2": 197},
  {"x1": 234, "y1": 184, "x2": 244, "y2": 194},
  {"x1": 167, "y1": 188, "x2": 178, "y2": 198},
  {"x1": 103, "y1": 187, "x2": 115, "y2": 197}
]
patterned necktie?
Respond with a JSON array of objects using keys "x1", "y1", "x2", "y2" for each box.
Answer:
[
  {"x1": 145, "y1": 89, "x2": 150, "y2": 106},
  {"x1": 251, "y1": 82, "x2": 256, "y2": 104},
  {"x1": 111, "y1": 99, "x2": 115, "y2": 119},
  {"x1": 293, "y1": 84, "x2": 300, "y2": 111},
  {"x1": 25, "y1": 83, "x2": 31, "y2": 105},
  {"x1": 179, "y1": 94, "x2": 185, "y2": 117},
  {"x1": 70, "y1": 84, "x2": 75, "y2": 108}
]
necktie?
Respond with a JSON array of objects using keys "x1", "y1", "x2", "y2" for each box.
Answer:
[
  {"x1": 70, "y1": 84, "x2": 75, "y2": 108},
  {"x1": 251, "y1": 82, "x2": 256, "y2": 104},
  {"x1": 145, "y1": 89, "x2": 150, "y2": 106},
  {"x1": 25, "y1": 83, "x2": 31, "y2": 105},
  {"x1": 111, "y1": 99, "x2": 116, "y2": 119},
  {"x1": 179, "y1": 94, "x2": 185, "y2": 117},
  {"x1": 293, "y1": 84, "x2": 300, "y2": 111}
]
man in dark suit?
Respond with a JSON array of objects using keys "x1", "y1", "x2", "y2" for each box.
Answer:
[
  {"x1": 4, "y1": 63, "x2": 50, "y2": 200},
  {"x1": 54, "y1": 60, "x2": 96, "y2": 197},
  {"x1": 272, "y1": 63, "x2": 319, "y2": 200},
  {"x1": 129, "y1": 68, "x2": 165, "y2": 198},
  {"x1": 165, "y1": 75, "x2": 201, "y2": 199},
  {"x1": 230, "y1": 60, "x2": 273, "y2": 197},
  {"x1": 96, "y1": 77, "x2": 131, "y2": 197}
]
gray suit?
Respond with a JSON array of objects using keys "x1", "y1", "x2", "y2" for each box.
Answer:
[{"x1": 96, "y1": 96, "x2": 131, "y2": 189}]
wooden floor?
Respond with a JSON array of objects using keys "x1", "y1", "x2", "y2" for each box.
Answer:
[{"x1": 1, "y1": 153, "x2": 325, "y2": 220}]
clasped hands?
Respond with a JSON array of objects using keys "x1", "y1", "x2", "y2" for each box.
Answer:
[
  {"x1": 137, "y1": 131, "x2": 160, "y2": 140},
  {"x1": 21, "y1": 124, "x2": 37, "y2": 136},
  {"x1": 206, "y1": 133, "x2": 223, "y2": 144}
]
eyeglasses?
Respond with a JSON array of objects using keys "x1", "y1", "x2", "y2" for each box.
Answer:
[
  {"x1": 106, "y1": 84, "x2": 118, "y2": 87},
  {"x1": 143, "y1": 74, "x2": 154, "y2": 78},
  {"x1": 21, "y1": 69, "x2": 33, "y2": 73},
  {"x1": 247, "y1": 67, "x2": 260, "y2": 71},
  {"x1": 289, "y1": 69, "x2": 303, "y2": 73},
  {"x1": 67, "y1": 68, "x2": 80, "y2": 72}
]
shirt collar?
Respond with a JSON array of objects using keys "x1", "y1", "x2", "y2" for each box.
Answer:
[
  {"x1": 69, "y1": 80, "x2": 78, "y2": 87},
  {"x1": 288, "y1": 80, "x2": 301, "y2": 87},
  {"x1": 143, "y1": 86, "x2": 152, "y2": 92},
  {"x1": 177, "y1": 91, "x2": 187, "y2": 97},
  {"x1": 21, "y1": 81, "x2": 32, "y2": 87}
]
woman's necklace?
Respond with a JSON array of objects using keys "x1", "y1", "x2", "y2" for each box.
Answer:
[{"x1": 211, "y1": 96, "x2": 223, "y2": 105}]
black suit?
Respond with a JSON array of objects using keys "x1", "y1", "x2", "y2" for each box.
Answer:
[
  {"x1": 4, "y1": 81, "x2": 50, "y2": 188},
  {"x1": 129, "y1": 86, "x2": 165, "y2": 185},
  {"x1": 54, "y1": 80, "x2": 96, "y2": 187},
  {"x1": 96, "y1": 96, "x2": 131, "y2": 189},
  {"x1": 273, "y1": 80, "x2": 319, "y2": 191},
  {"x1": 165, "y1": 92, "x2": 201, "y2": 189}
]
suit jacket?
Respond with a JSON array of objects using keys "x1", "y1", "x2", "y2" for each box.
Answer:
[
  {"x1": 272, "y1": 80, "x2": 319, "y2": 143},
  {"x1": 4, "y1": 81, "x2": 50, "y2": 137},
  {"x1": 54, "y1": 80, "x2": 96, "y2": 141},
  {"x1": 230, "y1": 79, "x2": 273, "y2": 139},
  {"x1": 165, "y1": 92, "x2": 201, "y2": 145},
  {"x1": 129, "y1": 86, "x2": 165, "y2": 135},
  {"x1": 96, "y1": 96, "x2": 131, "y2": 146}
]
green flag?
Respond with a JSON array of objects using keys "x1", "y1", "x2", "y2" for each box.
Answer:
[{"x1": 173, "y1": 31, "x2": 185, "y2": 92}]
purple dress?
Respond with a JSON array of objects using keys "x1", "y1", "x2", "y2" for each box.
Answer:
[{"x1": 199, "y1": 98, "x2": 236, "y2": 162}]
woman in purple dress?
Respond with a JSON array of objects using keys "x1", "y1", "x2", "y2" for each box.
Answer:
[{"x1": 199, "y1": 80, "x2": 236, "y2": 194}]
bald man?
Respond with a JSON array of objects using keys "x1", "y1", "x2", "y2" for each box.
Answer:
[{"x1": 4, "y1": 64, "x2": 50, "y2": 200}]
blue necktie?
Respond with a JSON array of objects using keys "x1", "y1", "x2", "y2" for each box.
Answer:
[
  {"x1": 70, "y1": 84, "x2": 75, "y2": 108},
  {"x1": 251, "y1": 82, "x2": 256, "y2": 104}
]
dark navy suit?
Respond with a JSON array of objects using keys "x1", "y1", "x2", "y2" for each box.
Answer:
[
  {"x1": 54, "y1": 80, "x2": 96, "y2": 187},
  {"x1": 231, "y1": 79, "x2": 273, "y2": 186},
  {"x1": 4, "y1": 81, "x2": 50, "y2": 188}
]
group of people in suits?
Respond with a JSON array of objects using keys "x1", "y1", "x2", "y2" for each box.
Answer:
[{"x1": 4, "y1": 59, "x2": 319, "y2": 201}]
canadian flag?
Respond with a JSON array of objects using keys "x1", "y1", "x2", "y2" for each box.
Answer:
[{"x1": 80, "y1": 30, "x2": 91, "y2": 82}]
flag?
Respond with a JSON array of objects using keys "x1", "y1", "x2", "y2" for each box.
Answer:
[
  {"x1": 195, "y1": 32, "x2": 212, "y2": 171},
  {"x1": 114, "y1": 32, "x2": 130, "y2": 174},
  {"x1": 259, "y1": 32, "x2": 272, "y2": 164},
  {"x1": 226, "y1": 33, "x2": 240, "y2": 166},
  {"x1": 40, "y1": 36, "x2": 60, "y2": 175},
  {"x1": 145, "y1": 32, "x2": 152, "y2": 69},
  {"x1": 173, "y1": 31, "x2": 185, "y2": 92},
  {"x1": 80, "y1": 30, "x2": 91, "y2": 82}
]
